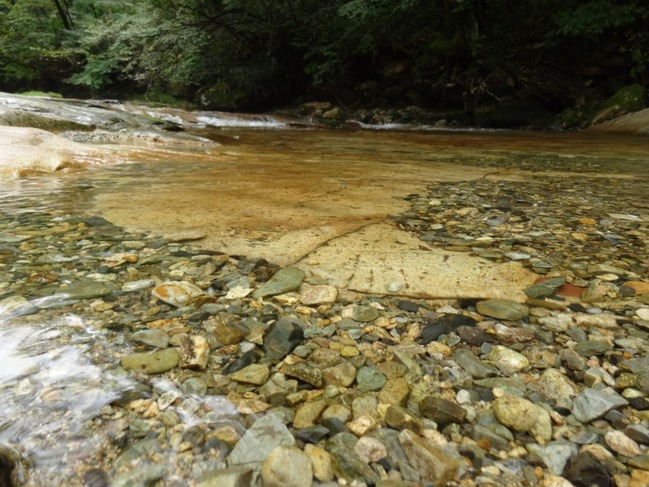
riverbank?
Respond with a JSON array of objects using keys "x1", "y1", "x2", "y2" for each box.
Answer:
[{"x1": 279, "y1": 86, "x2": 648, "y2": 132}]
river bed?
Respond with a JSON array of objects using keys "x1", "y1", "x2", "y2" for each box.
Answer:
[{"x1": 1, "y1": 96, "x2": 649, "y2": 486}]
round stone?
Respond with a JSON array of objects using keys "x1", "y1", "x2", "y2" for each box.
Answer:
[
  {"x1": 476, "y1": 299, "x2": 529, "y2": 321},
  {"x1": 355, "y1": 366, "x2": 387, "y2": 392},
  {"x1": 488, "y1": 345, "x2": 530, "y2": 376},
  {"x1": 352, "y1": 305, "x2": 380, "y2": 322},
  {"x1": 493, "y1": 394, "x2": 538, "y2": 433},
  {"x1": 354, "y1": 437, "x2": 387, "y2": 463},
  {"x1": 261, "y1": 446, "x2": 313, "y2": 487},
  {"x1": 152, "y1": 281, "x2": 205, "y2": 307},
  {"x1": 604, "y1": 430, "x2": 641, "y2": 457},
  {"x1": 120, "y1": 348, "x2": 180, "y2": 374}
]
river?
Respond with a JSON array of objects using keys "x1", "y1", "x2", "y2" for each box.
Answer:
[{"x1": 0, "y1": 94, "x2": 648, "y2": 486}]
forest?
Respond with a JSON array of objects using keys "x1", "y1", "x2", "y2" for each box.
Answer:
[{"x1": 1, "y1": 0, "x2": 648, "y2": 127}]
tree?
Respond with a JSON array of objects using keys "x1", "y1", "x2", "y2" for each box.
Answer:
[
  {"x1": 0, "y1": 0, "x2": 77, "y2": 90},
  {"x1": 52, "y1": 0, "x2": 73, "y2": 30},
  {"x1": 1, "y1": 0, "x2": 646, "y2": 114}
]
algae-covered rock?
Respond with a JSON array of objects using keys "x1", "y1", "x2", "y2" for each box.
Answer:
[
  {"x1": 590, "y1": 84, "x2": 647, "y2": 126},
  {"x1": 0, "y1": 109, "x2": 94, "y2": 132},
  {"x1": 252, "y1": 267, "x2": 305, "y2": 299}
]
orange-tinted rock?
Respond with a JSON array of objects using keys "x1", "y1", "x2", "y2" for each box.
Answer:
[
  {"x1": 621, "y1": 281, "x2": 649, "y2": 296},
  {"x1": 152, "y1": 281, "x2": 206, "y2": 307},
  {"x1": 556, "y1": 283, "x2": 584, "y2": 298},
  {"x1": 578, "y1": 217, "x2": 597, "y2": 225}
]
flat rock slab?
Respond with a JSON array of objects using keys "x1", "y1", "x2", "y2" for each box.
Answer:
[
  {"x1": 297, "y1": 223, "x2": 536, "y2": 301},
  {"x1": 0, "y1": 126, "x2": 103, "y2": 178}
]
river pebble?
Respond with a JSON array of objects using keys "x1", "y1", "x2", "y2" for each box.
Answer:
[
  {"x1": 493, "y1": 394, "x2": 538, "y2": 433},
  {"x1": 573, "y1": 388, "x2": 629, "y2": 423},
  {"x1": 120, "y1": 349, "x2": 180, "y2": 374},
  {"x1": 261, "y1": 446, "x2": 313, "y2": 487},
  {"x1": 476, "y1": 298, "x2": 529, "y2": 321},
  {"x1": 605, "y1": 431, "x2": 642, "y2": 457},
  {"x1": 152, "y1": 281, "x2": 206, "y2": 307},
  {"x1": 488, "y1": 345, "x2": 530, "y2": 375},
  {"x1": 251, "y1": 267, "x2": 305, "y2": 298}
]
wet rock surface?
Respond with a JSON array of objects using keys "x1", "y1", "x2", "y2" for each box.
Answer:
[{"x1": 0, "y1": 157, "x2": 648, "y2": 487}]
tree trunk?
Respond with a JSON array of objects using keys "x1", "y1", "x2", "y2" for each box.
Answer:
[{"x1": 52, "y1": 0, "x2": 73, "y2": 30}]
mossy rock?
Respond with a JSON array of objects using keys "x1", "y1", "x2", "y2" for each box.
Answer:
[
  {"x1": 0, "y1": 110, "x2": 94, "y2": 132},
  {"x1": 602, "y1": 84, "x2": 646, "y2": 111},
  {"x1": 557, "y1": 106, "x2": 597, "y2": 130},
  {"x1": 590, "y1": 84, "x2": 647, "y2": 126}
]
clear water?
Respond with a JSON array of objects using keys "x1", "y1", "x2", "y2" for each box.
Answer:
[{"x1": 1, "y1": 98, "x2": 648, "y2": 484}]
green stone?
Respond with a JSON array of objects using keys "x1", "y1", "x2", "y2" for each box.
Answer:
[
  {"x1": 352, "y1": 305, "x2": 380, "y2": 322},
  {"x1": 524, "y1": 277, "x2": 566, "y2": 299},
  {"x1": 356, "y1": 366, "x2": 386, "y2": 392},
  {"x1": 476, "y1": 299, "x2": 529, "y2": 321},
  {"x1": 120, "y1": 348, "x2": 180, "y2": 374},
  {"x1": 252, "y1": 267, "x2": 306, "y2": 299},
  {"x1": 36, "y1": 279, "x2": 116, "y2": 299}
]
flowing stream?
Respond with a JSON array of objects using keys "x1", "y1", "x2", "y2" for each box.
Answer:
[{"x1": 0, "y1": 94, "x2": 648, "y2": 485}]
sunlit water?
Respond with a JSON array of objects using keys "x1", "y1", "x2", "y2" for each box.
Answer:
[{"x1": 1, "y1": 115, "x2": 648, "y2": 484}]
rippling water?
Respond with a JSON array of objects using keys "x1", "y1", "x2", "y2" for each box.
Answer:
[{"x1": 0, "y1": 311, "x2": 129, "y2": 482}]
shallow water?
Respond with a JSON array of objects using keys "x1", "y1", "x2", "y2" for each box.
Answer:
[
  {"x1": 68, "y1": 127, "x2": 649, "y2": 264},
  {"x1": 1, "y1": 113, "x2": 648, "y2": 484}
]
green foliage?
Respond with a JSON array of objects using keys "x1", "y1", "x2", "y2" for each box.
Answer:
[
  {"x1": 555, "y1": 0, "x2": 636, "y2": 38},
  {"x1": 128, "y1": 90, "x2": 195, "y2": 109},
  {"x1": 554, "y1": 0, "x2": 649, "y2": 81},
  {"x1": 0, "y1": 0, "x2": 647, "y2": 114},
  {"x1": 68, "y1": 56, "x2": 118, "y2": 91},
  {"x1": 0, "y1": 0, "x2": 60, "y2": 86}
]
